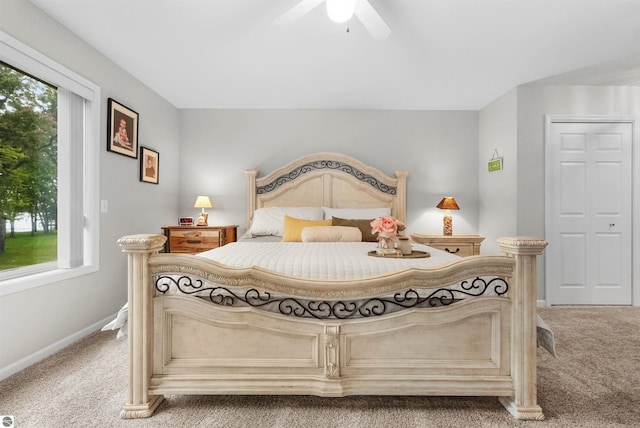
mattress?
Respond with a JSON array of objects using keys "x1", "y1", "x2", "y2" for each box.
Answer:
[{"x1": 195, "y1": 240, "x2": 461, "y2": 280}]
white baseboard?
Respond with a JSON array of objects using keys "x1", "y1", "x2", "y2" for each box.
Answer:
[
  {"x1": 537, "y1": 300, "x2": 547, "y2": 307},
  {"x1": 0, "y1": 313, "x2": 116, "y2": 381}
]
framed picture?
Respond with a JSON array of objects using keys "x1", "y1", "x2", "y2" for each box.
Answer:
[
  {"x1": 488, "y1": 157, "x2": 503, "y2": 172},
  {"x1": 107, "y1": 98, "x2": 138, "y2": 158},
  {"x1": 488, "y1": 149, "x2": 503, "y2": 172},
  {"x1": 179, "y1": 217, "x2": 194, "y2": 226},
  {"x1": 140, "y1": 147, "x2": 159, "y2": 184}
]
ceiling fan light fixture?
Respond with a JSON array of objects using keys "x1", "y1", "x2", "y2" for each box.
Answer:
[{"x1": 326, "y1": 0, "x2": 358, "y2": 23}]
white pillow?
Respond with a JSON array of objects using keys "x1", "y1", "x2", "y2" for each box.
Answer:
[
  {"x1": 322, "y1": 207, "x2": 391, "y2": 220},
  {"x1": 249, "y1": 207, "x2": 323, "y2": 236},
  {"x1": 301, "y1": 226, "x2": 363, "y2": 242}
]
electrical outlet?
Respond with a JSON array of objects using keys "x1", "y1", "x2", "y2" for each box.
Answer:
[{"x1": 101, "y1": 200, "x2": 108, "y2": 213}]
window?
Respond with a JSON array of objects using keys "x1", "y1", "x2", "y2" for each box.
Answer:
[
  {"x1": 0, "y1": 31, "x2": 100, "y2": 295},
  {"x1": 0, "y1": 63, "x2": 58, "y2": 271}
]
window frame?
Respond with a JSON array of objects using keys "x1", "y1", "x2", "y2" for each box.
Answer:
[{"x1": 0, "y1": 31, "x2": 100, "y2": 296}]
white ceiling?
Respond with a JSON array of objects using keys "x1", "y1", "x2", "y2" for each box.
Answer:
[{"x1": 29, "y1": 0, "x2": 640, "y2": 110}]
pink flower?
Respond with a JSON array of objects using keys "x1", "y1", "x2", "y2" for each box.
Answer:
[{"x1": 370, "y1": 216, "x2": 405, "y2": 239}]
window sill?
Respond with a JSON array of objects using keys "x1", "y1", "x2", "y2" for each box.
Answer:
[{"x1": 0, "y1": 264, "x2": 98, "y2": 297}]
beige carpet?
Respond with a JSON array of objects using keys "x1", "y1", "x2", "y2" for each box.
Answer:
[{"x1": 1, "y1": 306, "x2": 639, "y2": 428}]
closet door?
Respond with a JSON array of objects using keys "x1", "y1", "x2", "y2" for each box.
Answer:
[{"x1": 547, "y1": 121, "x2": 632, "y2": 305}]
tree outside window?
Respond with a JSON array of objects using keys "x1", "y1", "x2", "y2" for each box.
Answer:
[{"x1": 0, "y1": 62, "x2": 57, "y2": 270}]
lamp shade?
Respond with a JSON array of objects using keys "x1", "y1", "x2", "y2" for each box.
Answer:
[
  {"x1": 194, "y1": 196, "x2": 212, "y2": 209},
  {"x1": 436, "y1": 197, "x2": 459, "y2": 210},
  {"x1": 326, "y1": 0, "x2": 358, "y2": 23}
]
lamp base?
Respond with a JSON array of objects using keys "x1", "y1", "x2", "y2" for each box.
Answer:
[
  {"x1": 443, "y1": 215, "x2": 452, "y2": 236},
  {"x1": 197, "y1": 212, "x2": 208, "y2": 226}
]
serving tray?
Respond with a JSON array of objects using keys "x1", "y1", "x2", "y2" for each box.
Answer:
[{"x1": 367, "y1": 250, "x2": 430, "y2": 259}]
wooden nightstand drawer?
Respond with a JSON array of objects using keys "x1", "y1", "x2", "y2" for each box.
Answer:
[
  {"x1": 429, "y1": 242, "x2": 475, "y2": 257},
  {"x1": 162, "y1": 225, "x2": 238, "y2": 254},
  {"x1": 169, "y1": 229, "x2": 221, "y2": 253},
  {"x1": 410, "y1": 234, "x2": 485, "y2": 257}
]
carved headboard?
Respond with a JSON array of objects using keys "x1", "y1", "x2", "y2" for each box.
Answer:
[{"x1": 245, "y1": 152, "x2": 408, "y2": 228}]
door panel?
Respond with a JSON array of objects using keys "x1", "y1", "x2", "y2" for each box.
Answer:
[
  {"x1": 559, "y1": 233, "x2": 586, "y2": 287},
  {"x1": 547, "y1": 122, "x2": 632, "y2": 305}
]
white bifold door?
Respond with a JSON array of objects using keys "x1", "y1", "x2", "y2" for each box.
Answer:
[{"x1": 547, "y1": 121, "x2": 632, "y2": 305}]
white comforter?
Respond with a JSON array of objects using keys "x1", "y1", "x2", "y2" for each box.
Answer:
[{"x1": 196, "y1": 241, "x2": 460, "y2": 280}]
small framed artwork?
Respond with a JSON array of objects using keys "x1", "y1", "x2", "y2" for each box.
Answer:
[
  {"x1": 179, "y1": 217, "x2": 194, "y2": 226},
  {"x1": 488, "y1": 149, "x2": 503, "y2": 172},
  {"x1": 140, "y1": 147, "x2": 159, "y2": 184},
  {"x1": 488, "y1": 157, "x2": 503, "y2": 172},
  {"x1": 107, "y1": 98, "x2": 138, "y2": 158}
]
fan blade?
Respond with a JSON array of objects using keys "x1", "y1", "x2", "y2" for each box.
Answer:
[
  {"x1": 273, "y1": 0, "x2": 325, "y2": 26},
  {"x1": 354, "y1": 0, "x2": 391, "y2": 40}
]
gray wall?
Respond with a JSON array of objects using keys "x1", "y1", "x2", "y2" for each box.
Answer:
[
  {"x1": 478, "y1": 89, "x2": 518, "y2": 254},
  {"x1": 0, "y1": 1, "x2": 180, "y2": 374},
  {"x1": 178, "y1": 109, "x2": 480, "y2": 237}
]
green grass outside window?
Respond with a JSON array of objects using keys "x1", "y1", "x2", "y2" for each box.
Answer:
[{"x1": 0, "y1": 231, "x2": 57, "y2": 270}]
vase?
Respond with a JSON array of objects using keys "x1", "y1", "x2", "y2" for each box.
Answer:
[{"x1": 376, "y1": 236, "x2": 397, "y2": 255}]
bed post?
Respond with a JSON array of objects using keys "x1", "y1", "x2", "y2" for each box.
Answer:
[
  {"x1": 246, "y1": 169, "x2": 258, "y2": 229},
  {"x1": 394, "y1": 170, "x2": 408, "y2": 224},
  {"x1": 117, "y1": 234, "x2": 167, "y2": 419},
  {"x1": 497, "y1": 236, "x2": 548, "y2": 420}
]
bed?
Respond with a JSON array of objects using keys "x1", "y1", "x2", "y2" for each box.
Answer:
[{"x1": 118, "y1": 152, "x2": 547, "y2": 420}]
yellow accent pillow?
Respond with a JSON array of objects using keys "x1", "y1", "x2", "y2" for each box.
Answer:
[{"x1": 282, "y1": 216, "x2": 332, "y2": 242}]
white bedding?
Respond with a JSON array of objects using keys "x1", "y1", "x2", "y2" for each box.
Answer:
[{"x1": 196, "y1": 241, "x2": 460, "y2": 279}]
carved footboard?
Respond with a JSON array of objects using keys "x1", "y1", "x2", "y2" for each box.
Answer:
[{"x1": 118, "y1": 234, "x2": 546, "y2": 420}]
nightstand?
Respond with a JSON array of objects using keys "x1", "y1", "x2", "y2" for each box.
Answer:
[
  {"x1": 162, "y1": 225, "x2": 238, "y2": 254},
  {"x1": 410, "y1": 234, "x2": 485, "y2": 257}
]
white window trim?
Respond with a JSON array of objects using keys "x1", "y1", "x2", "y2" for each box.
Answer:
[{"x1": 0, "y1": 31, "x2": 100, "y2": 296}]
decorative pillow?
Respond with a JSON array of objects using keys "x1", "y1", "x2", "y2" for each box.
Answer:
[
  {"x1": 301, "y1": 226, "x2": 363, "y2": 242},
  {"x1": 282, "y1": 216, "x2": 332, "y2": 242},
  {"x1": 323, "y1": 207, "x2": 391, "y2": 220},
  {"x1": 249, "y1": 207, "x2": 323, "y2": 236},
  {"x1": 331, "y1": 217, "x2": 378, "y2": 242}
]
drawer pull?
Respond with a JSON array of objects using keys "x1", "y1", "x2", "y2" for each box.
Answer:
[
  {"x1": 187, "y1": 240, "x2": 202, "y2": 244},
  {"x1": 444, "y1": 247, "x2": 460, "y2": 254}
]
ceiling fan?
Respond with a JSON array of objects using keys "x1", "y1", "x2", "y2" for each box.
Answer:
[{"x1": 274, "y1": 0, "x2": 391, "y2": 40}]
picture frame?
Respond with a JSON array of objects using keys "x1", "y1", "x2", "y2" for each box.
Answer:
[
  {"x1": 140, "y1": 147, "x2": 159, "y2": 184},
  {"x1": 488, "y1": 157, "x2": 503, "y2": 172},
  {"x1": 107, "y1": 98, "x2": 138, "y2": 158},
  {"x1": 179, "y1": 217, "x2": 194, "y2": 226},
  {"x1": 488, "y1": 149, "x2": 503, "y2": 172}
]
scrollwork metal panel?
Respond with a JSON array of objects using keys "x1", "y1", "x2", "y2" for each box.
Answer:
[
  {"x1": 256, "y1": 160, "x2": 396, "y2": 195},
  {"x1": 155, "y1": 275, "x2": 508, "y2": 320}
]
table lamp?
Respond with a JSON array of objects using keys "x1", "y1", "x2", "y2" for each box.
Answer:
[
  {"x1": 436, "y1": 197, "x2": 459, "y2": 236},
  {"x1": 194, "y1": 195, "x2": 212, "y2": 226}
]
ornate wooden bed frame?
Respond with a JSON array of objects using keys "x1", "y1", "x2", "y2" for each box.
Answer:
[{"x1": 118, "y1": 153, "x2": 547, "y2": 420}]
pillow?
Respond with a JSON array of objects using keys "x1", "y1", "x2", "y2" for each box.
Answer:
[
  {"x1": 282, "y1": 216, "x2": 332, "y2": 242},
  {"x1": 323, "y1": 207, "x2": 391, "y2": 220},
  {"x1": 249, "y1": 207, "x2": 323, "y2": 236},
  {"x1": 331, "y1": 217, "x2": 378, "y2": 242},
  {"x1": 301, "y1": 226, "x2": 363, "y2": 242}
]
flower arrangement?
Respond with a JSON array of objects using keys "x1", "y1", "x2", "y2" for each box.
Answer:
[{"x1": 370, "y1": 216, "x2": 405, "y2": 239}]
